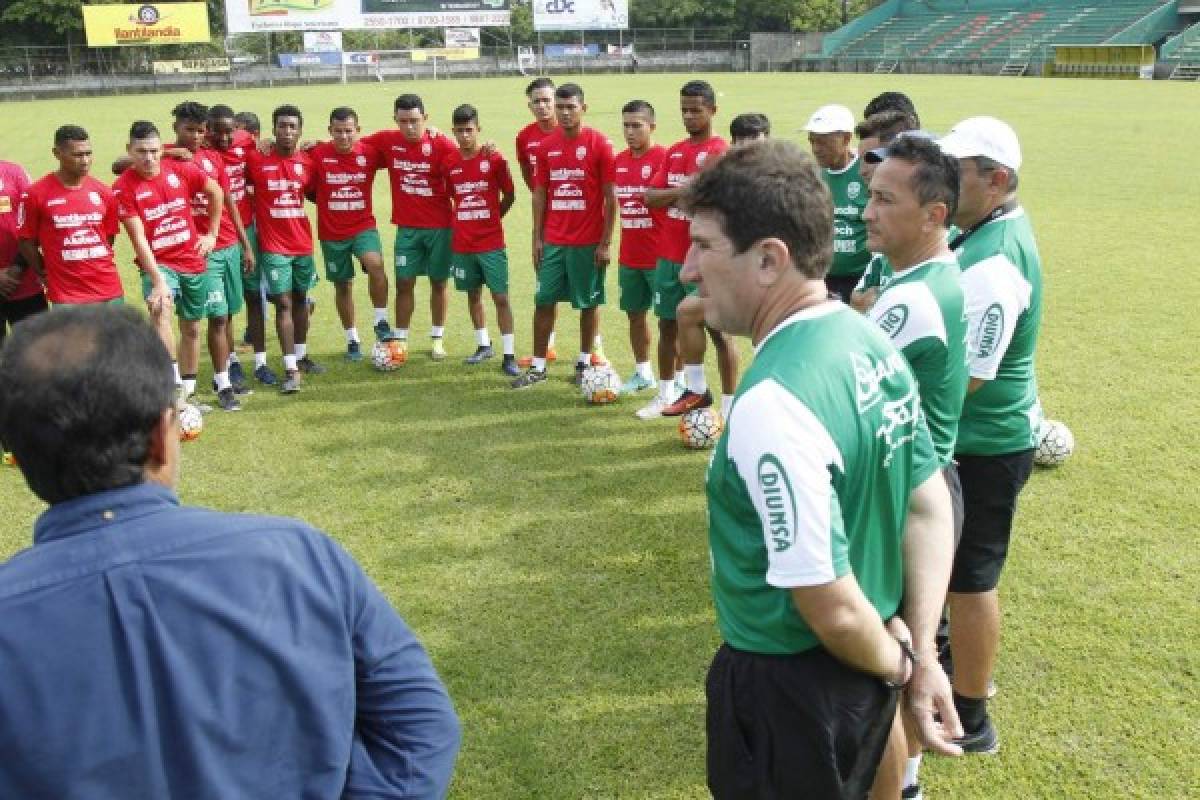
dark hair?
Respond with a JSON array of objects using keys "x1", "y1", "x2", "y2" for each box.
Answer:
[
  {"x1": 525, "y1": 77, "x2": 554, "y2": 96},
  {"x1": 0, "y1": 306, "x2": 175, "y2": 504},
  {"x1": 864, "y1": 91, "x2": 920, "y2": 127},
  {"x1": 973, "y1": 155, "x2": 1020, "y2": 193},
  {"x1": 208, "y1": 104, "x2": 236, "y2": 123},
  {"x1": 730, "y1": 112, "x2": 770, "y2": 141},
  {"x1": 621, "y1": 99, "x2": 655, "y2": 120},
  {"x1": 881, "y1": 136, "x2": 960, "y2": 224},
  {"x1": 330, "y1": 106, "x2": 358, "y2": 125},
  {"x1": 272, "y1": 104, "x2": 303, "y2": 127},
  {"x1": 555, "y1": 83, "x2": 584, "y2": 102},
  {"x1": 171, "y1": 100, "x2": 208, "y2": 126},
  {"x1": 54, "y1": 125, "x2": 89, "y2": 148},
  {"x1": 233, "y1": 111, "x2": 260, "y2": 134},
  {"x1": 451, "y1": 104, "x2": 479, "y2": 126},
  {"x1": 680, "y1": 80, "x2": 716, "y2": 108},
  {"x1": 129, "y1": 120, "x2": 160, "y2": 141},
  {"x1": 855, "y1": 110, "x2": 919, "y2": 145},
  {"x1": 681, "y1": 140, "x2": 832, "y2": 280},
  {"x1": 394, "y1": 94, "x2": 425, "y2": 113}
]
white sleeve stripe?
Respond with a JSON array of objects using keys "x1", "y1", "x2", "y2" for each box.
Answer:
[
  {"x1": 961, "y1": 255, "x2": 1030, "y2": 379},
  {"x1": 869, "y1": 281, "x2": 947, "y2": 351}
]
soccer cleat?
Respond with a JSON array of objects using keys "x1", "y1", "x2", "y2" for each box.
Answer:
[
  {"x1": 253, "y1": 364, "x2": 279, "y2": 386},
  {"x1": 212, "y1": 378, "x2": 251, "y2": 397},
  {"x1": 228, "y1": 360, "x2": 246, "y2": 386},
  {"x1": 621, "y1": 373, "x2": 655, "y2": 394},
  {"x1": 570, "y1": 362, "x2": 587, "y2": 386},
  {"x1": 661, "y1": 389, "x2": 713, "y2": 417},
  {"x1": 431, "y1": 338, "x2": 447, "y2": 361},
  {"x1": 635, "y1": 395, "x2": 671, "y2": 420},
  {"x1": 465, "y1": 345, "x2": 495, "y2": 365},
  {"x1": 955, "y1": 715, "x2": 999, "y2": 755},
  {"x1": 373, "y1": 319, "x2": 395, "y2": 341},
  {"x1": 345, "y1": 341, "x2": 363, "y2": 362},
  {"x1": 901, "y1": 784, "x2": 923, "y2": 800},
  {"x1": 517, "y1": 347, "x2": 557, "y2": 368},
  {"x1": 279, "y1": 370, "x2": 301, "y2": 394},
  {"x1": 216, "y1": 387, "x2": 242, "y2": 412},
  {"x1": 501, "y1": 355, "x2": 520, "y2": 377},
  {"x1": 297, "y1": 356, "x2": 326, "y2": 375},
  {"x1": 511, "y1": 368, "x2": 547, "y2": 389}
]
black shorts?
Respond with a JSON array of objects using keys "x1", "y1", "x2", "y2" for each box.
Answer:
[
  {"x1": 0, "y1": 293, "x2": 49, "y2": 340},
  {"x1": 949, "y1": 449, "x2": 1035, "y2": 593},
  {"x1": 825, "y1": 273, "x2": 864, "y2": 304},
  {"x1": 944, "y1": 462, "x2": 964, "y2": 551},
  {"x1": 706, "y1": 643, "x2": 898, "y2": 800}
]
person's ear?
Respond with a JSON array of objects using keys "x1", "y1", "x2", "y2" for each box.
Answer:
[{"x1": 756, "y1": 239, "x2": 790, "y2": 288}]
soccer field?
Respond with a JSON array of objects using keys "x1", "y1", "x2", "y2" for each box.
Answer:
[{"x1": 1, "y1": 72, "x2": 1198, "y2": 797}]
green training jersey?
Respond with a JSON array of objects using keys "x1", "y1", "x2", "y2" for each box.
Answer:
[
  {"x1": 706, "y1": 304, "x2": 939, "y2": 655},
  {"x1": 955, "y1": 207, "x2": 1043, "y2": 456},
  {"x1": 868, "y1": 255, "x2": 969, "y2": 466},
  {"x1": 824, "y1": 156, "x2": 870, "y2": 277}
]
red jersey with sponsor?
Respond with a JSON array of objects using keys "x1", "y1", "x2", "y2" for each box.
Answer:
[
  {"x1": 614, "y1": 145, "x2": 666, "y2": 270},
  {"x1": 515, "y1": 121, "x2": 557, "y2": 188},
  {"x1": 309, "y1": 140, "x2": 384, "y2": 242},
  {"x1": 218, "y1": 129, "x2": 256, "y2": 229},
  {"x1": 650, "y1": 136, "x2": 728, "y2": 264},
  {"x1": 18, "y1": 174, "x2": 122, "y2": 303},
  {"x1": 0, "y1": 160, "x2": 40, "y2": 301},
  {"x1": 533, "y1": 126, "x2": 616, "y2": 247},
  {"x1": 361, "y1": 129, "x2": 456, "y2": 229},
  {"x1": 188, "y1": 147, "x2": 235, "y2": 249},
  {"x1": 245, "y1": 148, "x2": 314, "y2": 257},
  {"x1": 445, "y1": 149, "x2": 514, "y2": 254},
  {"x1": 113, "y1": 161, "x2": 208, "y2": 275}
]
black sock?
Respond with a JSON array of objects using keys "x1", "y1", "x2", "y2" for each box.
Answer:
[
  {"x1": 181, "y1": 373, "x2": 198, "y2": 382},
  {"x1": 953, "y1": 692, "x2": 987, "y2": 731}
]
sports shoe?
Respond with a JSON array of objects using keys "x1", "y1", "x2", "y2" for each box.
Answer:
[
  {"x1": 345, "y1": 341, "x2": 363, "y2": 362},
  {"x1": 431, "y1": 338, "x2": 447, "y2": 361},
  {"x1": 373, "y1": 319, "x2": 395, "y2": 341},
  {"x1": 621, "y1": 373, "x2": 654, "y2": 394},
  {"x1": 216, "y1": 387, "x2": 242, "y2": 412},
  {"x1": 501, "y1": 355, "x2": 520, "y2": 377},
  {"x1": 955, "y1": 715, "x2": 999, "y2": 755},
  {"x1": 228, "y1": 360, "x2": 246, "y2": 386},
  {"x1": 511, "y1": 368, "x2": 547, "y2": 389},
  {"x1": 254, "y1": 364, "x2": 279, "y2": 386},
  {"x1": 661, "y1": 389, "x2": 713, "y2": 417},
  {"x1": 212, "y1": 378, "x2": 251, "y2": 397},
  {"x1": 901, "y1": 784, "x2": 923, "y2": 800},
  {"x1": 297, "y1": 356, "x2": 325, "y2": 375},
  {"x1": 636, "y1": 394, "x2": 672, "y2": 420},
  {"x1": 517, "y1": 347, "x2": 557, "y2": 368},
  {"x1": 570, "y1": 362, "x2": 587, "y2": 385},
  {"x1": 280, "y1": 370, "x2": 301, "y2": 394},
  {"x1": 465, "y1": 345, "x2": 494, "y2": 364}
]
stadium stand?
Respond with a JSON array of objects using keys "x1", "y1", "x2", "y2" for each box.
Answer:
[{"x1": 1163, "y1": 20, "x2": 1200, "y2": 79}]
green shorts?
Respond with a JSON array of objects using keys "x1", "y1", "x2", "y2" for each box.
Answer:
[
  {"x1": 322, "y1": 228, "x2": 383, "y2": 283},
  {"x1": 619, "y1": 264, "x2": 655, "y2": 314},
  {"x1": 452, "y1": 249, "x2": 509, "y2": 295},
  {"x1": 209, "y1": 244, "x2": 244, "y2": 316},
  {"x1": 255, "y1": 252, "x2": 318, "y2": 297},
  {"x1": 652, "y1": 257, "x2": 697, "y2": 320},
  {"x1": 243, "y1": 225, "x2": 263, "y2": 298},
  {"x1": 143, "y1": 265, "x2": 225, "y2": 321},
  {"x1": 394, "y1": 227, "x2": 451, "y2": 281},
  {"x1": 535, "y1": 243, "x2": 605, "y2": 310}
]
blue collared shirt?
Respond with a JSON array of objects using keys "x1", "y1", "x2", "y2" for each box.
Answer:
[{"x1": 0, "y1": 482, "x2": 460, "y2": 799}]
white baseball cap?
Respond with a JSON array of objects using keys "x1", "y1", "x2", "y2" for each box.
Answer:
[
  {"x1": 937, "y1": 116, "x2": 1022, "y2": 172},
  {"x1": 804, "y1": 104, "x2": 856, "y2": 135}
]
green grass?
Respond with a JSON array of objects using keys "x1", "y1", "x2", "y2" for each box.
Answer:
[{"x1": 2, "y1": 73, "x2": 1198, "y2": 798}]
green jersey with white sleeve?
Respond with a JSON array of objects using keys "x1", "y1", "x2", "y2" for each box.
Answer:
[{"x1": 824, "y1": 156, "x2": 870, "y2": 277}]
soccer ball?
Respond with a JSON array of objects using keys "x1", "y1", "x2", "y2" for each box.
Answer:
[
  {"x1": 679, "y1": 407, "x2": 724, "y2": 450},
  {"x1": 1035, "y1": 419, "x2": 1074, "y2": 467},
  {"x1": 371, "y1": 340, "x2": 406, "y2": 371},
  {"x1": 2, "y1": 451, "x2": 15, "y2": 467},
  {"x1": 179, "y1": 403, "x2": 204, "y2": 442},
  {"x1": 580, "y1": 366, "x2": 620, "y2": 404}
]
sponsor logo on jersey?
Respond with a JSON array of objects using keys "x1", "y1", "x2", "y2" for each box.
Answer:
[
  {"x1": 422, "y1": 142, "x2": 432, "y2": 157},
  {"x1": 575, "y1": 146, "x2": 586, "y2": 160},
  {"x1": 480, "y1": 160, "x2": 490, "y2": 173},
  {"x1": 202, "y1": 158, "x2": 214, "y2": 173},
  {"x1": 878, "y1": 304, "x2": 908, "y2": 337},
  {"x1": 89, "y1": 192, "x2": 102, "y2": 206},
  {"x1": 641, "y1": 164, "x2": 652, "y2": 179},
  {"x1": 696, "y1": 152, "x2": 708, "y2": 166},
  {"x1": 294, "y1": 163, "x2": 304, "y2": 176},
  {"x1": 847, "y1": 182, "x2": 861, "y2": 200},
  {"x1": 47, "y1": 197, "x2": 66, "y2": 207},
  {"x1": 875, "y1": 387, "x2": 920, "y2": 468},
  {"x1": 977, "y1": 303, "x2": 1004, "y2": 358},
  {"x1": 757, "y1": 454, "x2": 798, "y2": 552},
  {"x1": 356, "y1": 155, "x2": 367, "y2": 167},
  {"x1": 852, "y1": 351, "x2": 907, "y2": 414},
  {"x1": 167, "y1": 173, "x2": 181, "y2": 189}
]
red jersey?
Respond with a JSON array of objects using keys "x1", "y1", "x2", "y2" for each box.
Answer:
[
  {"x1": 18, "y1": 174, "x2": 122, "y2": 304},
  {"x1": 189, "y1": 147, "x2": 235, "y2": 249},
  {"x1": 650, "y1": 136, "x2": 728, "y2": 263},
  {"x1": 445, "y1": 150, "x2": 514, "y2": 254},
  {"x1": 361, "y1": 129, "x2": 456, "y2": 229},
  {"x1": 245, "y1": 148, "x2": 314, "y2": 257},
  {"x1": 533, "y1": 126, "x2": 616, "y2": 247},
  {"x1": 308, "y1": 140, "x2": 384, "y2": 242},
  {"x1": 0, "y1": 160, "x2": 40, "y2": 301},
  {"x1": 112, "y1": 161, "x2": 209, "y2": 275},
  {"x1": 218, "y1": 130, "x2": 256, "y2": 229},
  {"x1": 614, "y1": 145, "x2": 666, "y2": 270},
  {"x1": 514, "y1": 121, "x2": 557, "y2": 188}
]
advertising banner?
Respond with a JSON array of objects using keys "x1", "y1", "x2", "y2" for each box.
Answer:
[
  {"x1": 410, "y1": 47, "x2": 480, "y2": 61},
  {"x1": 303, "y1": 31, "x2": 344, "y2": 52},
  {"x1": 534, "y1": 0, "x2": 628, "y2": 31},
  {"x1": 152, "y1": 58, "x2": 232, "y2": 74},
  {"x1": 83, "y1": 3, "x2": 211, "y2": 47},
  {"x1": 227, "y1": 0, "x2": 510, "y2": 33},
  {"x1": 545, "y1": 43, "x2": 600, "y2": 57},
  {"x1": 444, "y1": 28, "x2": 481, "y2": 48}
]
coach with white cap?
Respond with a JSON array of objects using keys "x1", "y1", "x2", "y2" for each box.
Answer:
[
  {"x1": 937, "y1": 116, "x2": 1044, "y2": 755},
  {"x1": 805, "y1": 104, "x2": 871, "y2": 302}
]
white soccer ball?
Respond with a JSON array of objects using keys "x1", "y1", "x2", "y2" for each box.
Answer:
[
  {"x1": 179, "y1": 403, "x2": 204, "y2": 442},
  {"x1": 372, "y1": 340, "x2": 406, "y2": 372},
  {"x1": 580, "y1": 366, "x2": 620, "y2": 404},
  {"x1": 679, "y1": 407, "x2": 724, "y2": 450},
  {"x1": 1035, "y1": 419, "x2": 1074, "y2": 467}
]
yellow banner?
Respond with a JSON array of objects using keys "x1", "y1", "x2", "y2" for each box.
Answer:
[
  {"x1": 83, "y1": 3, "x2": 211, "y2": 47},
  {"x1": 411, "y1": 47, "x2": 480, "y2": 62}
]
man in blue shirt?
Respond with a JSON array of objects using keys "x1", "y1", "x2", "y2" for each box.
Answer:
[{"x1": 0, "y1": 306, "x2": 460, "y2": 799}]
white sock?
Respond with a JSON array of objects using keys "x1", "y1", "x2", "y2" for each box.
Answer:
[
  {"x1": 182, "y1": 378, "x2": 197, "y2": 396},
  {"x1": 295, "y1": 343, "x2": 307, "y2": 359},
  {"x1": 214, "y1": 371, "x2": 232, "y2": 391},
  {"x1": 172, "y1": 362, "x2": 181, "y2": 383},
  {"x1": 501, "y1": 333, "x2": 515, "y2": 355},
  {"x1": 226, "y1": 353, "x2": 239, "y2": 367},
  {"x1": 345, "y1": 327, "x2": 360, "y2": 344},
  {"x1": 721, "y1": 394, "x2": 733, "y2": 418},
  {"x1": 675, "y1": 369, "x2": 686, "y2": 386},
  {"x1": 548, "y1": 331, "x2": 556, "y2": 349},
  {"x1": 373, "y1": 308, "x2": 388, "y2": 324},
  {"x1": 577, "y1": 352, "x2": 590, "y2": 366},
  {"x1": 532, "y1": 356, "x2": 547, "y2": 372},
  {"x1": 903, "y1": 755, "x2": 922, "y2": 789},
  {"x1": 283, "y1": 354, "x2": 298, "y2": 372},
  {"x1": 397, "y1": 328, "x2": 409, "y2": 341},
  {"x1": 431, "y1": 325, "x2": 445, "y2": 339},
  {"x1": 659, "y1": 379, "x2": 675, "y2": 401},
  {"x1": 476, "y1": 328, "x2": 491, "y2": 347},
  {"x1": 685, "y1": 364, "x2": 707, "y2": 394},
  {"x1": 636, "y1": 361, "x2": 654, "y2": 381},
  {"x1": 254, "y1": 351, "x2": 268, "y2": 368},
  {"x1": 592, "y1": 334, "x2": 603, "y2": 352}
]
